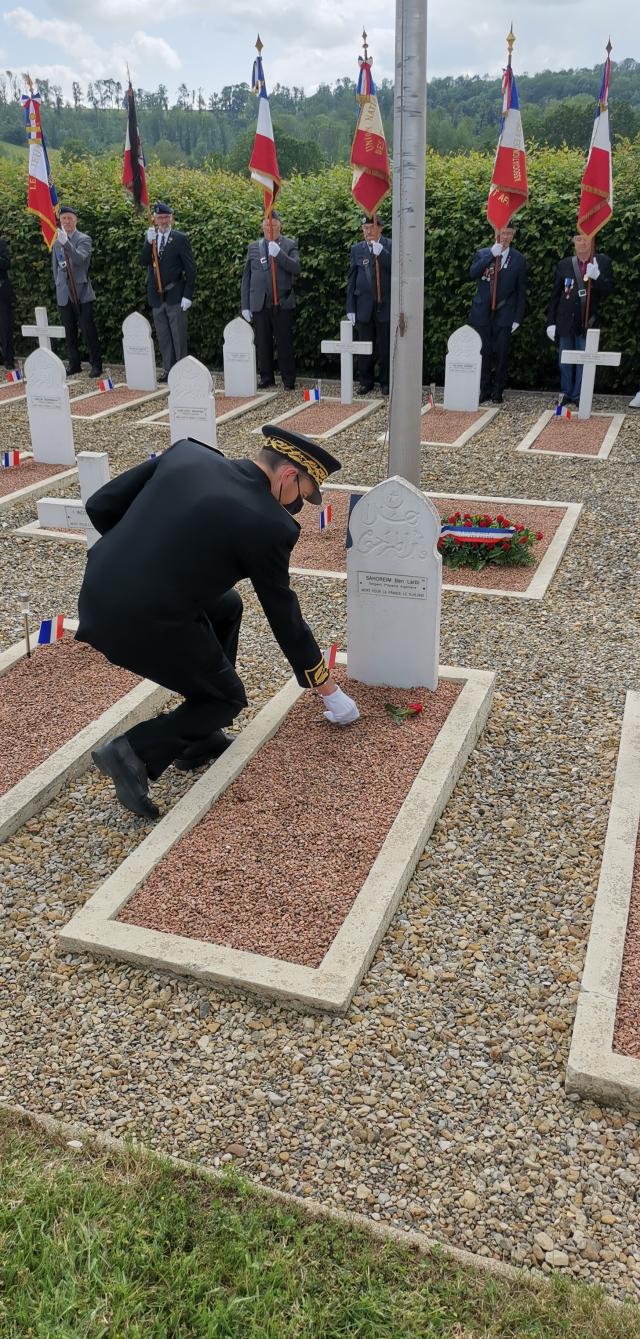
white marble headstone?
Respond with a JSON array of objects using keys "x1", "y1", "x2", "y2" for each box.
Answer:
[
  {"x1": 122, "y1": 312, "x2": 157, "y2": 392},
  {"x1": 347, "y1": 476, "x2": 442, "y2": 690},
  {"x1": 24, "y1": 347, "x2": 75, "y2": 465},
  {"x1": 443, "y1": 324, "x2": 482, "y2": 412},
  {"x1": 168, "y1": 356, "x2": 217, "y2": 449},
  {"x1": 223, "y1": 318, "x2": 257, "y2": 397},
  {"x1": 37, "y1": 451, "x2": 110, "y2": 548}
]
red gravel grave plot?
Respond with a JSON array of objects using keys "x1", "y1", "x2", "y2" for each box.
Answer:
[
  {"x1": 0, "y1": 635, "x2": 139, "y2": 797},
  {"x1": 529, "y1": 415, "x2": 614, "y2": 455},
  {"x1": 0, "y1": 459, "x2": 71, "y2": 498},
  {"x1": 119, "y1": 675, "x2": 462, "y2": 967},
  {"x1": 613, "y1": 832, "x2": 640, "y2": 1060},
  {"x1": 291, "y1": 488, "x2": 568, "y2": 593},
  {"x1": 0, "y1": 383, "x2": 25, "y2": 404},
  {"x1": 70, "y1": 387, "x2": 162, "y2": 416},
  {"x1": 420, "y1": 406, "x2": 485, "y2": 443},
  {"x1": 271, "y1": 399, "x2": 374, "y2": 435}
]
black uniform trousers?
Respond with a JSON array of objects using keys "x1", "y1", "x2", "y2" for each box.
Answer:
[
  {"x1": 59, "y1": 300, "x2": 102, "y2": 371},
  {"x1": 356, "y1": 315, "x2": 390, "y2": 390},
  {"x1": 253, "y1": 306, "x2": 295, "y2": 387},
  {"x1": 125, "y1": 589, "x2": 245, "y2": 780},
  {"x1": 0, "y1": 304, "x2": 15, "y2": 369},
  {"x1": 476, "y1": 321, "x2": 512, "y2": 398}
]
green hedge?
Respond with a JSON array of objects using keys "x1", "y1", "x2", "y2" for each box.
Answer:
[{"x1": 1, "y1": 144, "x2": 638, "y2": 389}]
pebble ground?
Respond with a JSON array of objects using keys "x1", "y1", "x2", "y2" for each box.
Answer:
[{"x1": 1, "y1": 368, "x2": 639, "y2": 1302}]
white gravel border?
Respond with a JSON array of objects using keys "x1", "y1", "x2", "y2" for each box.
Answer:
[
  {"x1": 289, "y1": 483, "x2": 582, "y2": 603},
  {"x1": 515, "y1": 410, "x2": 625, "y2": 461},
  {"x1": 139, "y1": 390, "x2": 278, "y2": 429},
  {"x1": 0, "y1": 619, "x2": 171, "y2": 844},
  {"x1": 69, "y1": 384, "x2": 169, "y2": 421},
  {"x1": 251, "y1": 397, "x2": 383, "y2": 441},
  {"x1": 59, "y1": 655, "x2": 495, "y2": 1014},
  {"x1": 566, "y1": 690, "x2": 640, "y2": 1114}
]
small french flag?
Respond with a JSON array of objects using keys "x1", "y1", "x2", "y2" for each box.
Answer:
[
  {"x1": 555, "y1": 403, "x2": 572, "y2": 419},
  {"x1": 1, "y1": 451, "x2": 20, "y2": 468},
  {"x1": 37, "y1": 615, "x2": 65, "y2": 645},
  {"x1": 427, "y1": 393, "x2": 434, "y2": 408},
  {"x1": 303, "y1": 386, "x2": 320, "y2": 402},
  {"x1": 6, "y1": 369, "x2": 22, "y2": 383},
  {"x1": 148, "y1": 451, "x2": 160, "y2": 460},
  {"x1": 97, "y1": 376, "x2": 114, "y2": 393},
  {"x1": 320, "y1": 503, "x2": 332, "y2": 532},
  {"x1": 324, "y1": 640, "x2": 338, "y2": 671}
]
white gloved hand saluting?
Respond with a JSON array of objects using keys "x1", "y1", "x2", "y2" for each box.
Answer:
[
  {"x1": 322, "y1": 686, "x2": 360, "y2": 726},
  {"x1": 585, "y1": 260, "x2": 600, "y2": 280},
  {"x1": 57, "y1": 228, "x2": 68, "y2": 246},
  {"x1": 268, "y1": 241, "x2": 280, "y2": 257},
  {"x1": 511, "y1": 322, "x2": 519, "y2": 333},
  {"x1": 347, "y1": 312, "x2": 356, "y2": 325},
  {"x1": 242, "y1": 309, "x2": 252, "y2": 323},
  {"x1": 371, "y1": 240, "x2": 383, "y2": 255},
  {"x1": 180, "y1": 297, "x2": 192, "y2": 312},
  {"x1": 546, "y1": 324, "x2": 556, "y2": 341},
  {"x1": 146, "y1": 226, "x2": 156, "y2": 243},
  {"x1": 491, "y1": 241, "x2": 503, "y2": 257}
]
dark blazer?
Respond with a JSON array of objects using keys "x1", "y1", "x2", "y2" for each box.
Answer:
[
  {"x1": 52, "y1": 229, "x2": 95, "y2": 306},
  {"x1": 0, "y1": 237, "x2": 15, "y2": 305},
  {"x1": 76, "y1": 442, "x2": 325, "y2": 691},
  {"x1": 546, "y1": 253, "x2": 614, "y2": 338},
  {"x1": 241, "y1": 236, "x2": 300, "y2": 312},
  {"x1": 468, "y1": 246, "x2": 527, "y2": 330},
  {"x1": 346, "y1": 238, "x2": 392, "y2": 323},
  {"x1": 140, "y1": 229, "x2": 197, "y2": 309}
]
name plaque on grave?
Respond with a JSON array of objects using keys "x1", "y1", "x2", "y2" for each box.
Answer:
[{"x1": 357, "y1": 571, "x2": 427, "y2": 599}]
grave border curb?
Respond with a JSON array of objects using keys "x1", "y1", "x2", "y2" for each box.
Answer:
[
  {"x1": 376, "y1": 404, "x2": 501, "y2": 448},
  {"x1": 0, "y1": 466, "x2": 78, "y2": 513},
  {"x1": 565, "y1": 689, "x2": 640, "y2": 1114},
  {"x1": 0, "y1": 619, "x2": 171, "y2": 844},
  {"x1": 139, "y1": 390, "x2": 278, "y2": 428},
  {"x1": 515, "y1": 410, "x2": 625, "y2": 460},
  {"x1": 69, "y1": 384, "x2": 168, "y2": 421},
  {"x1": 289, "y1": 484, "x2": 582, "y2": 603},
  {"x1": 251, "y1": 397, "x2": 383, "y2": 440},
  {"x1": 14, "y1": 520, "x2": 86, "y2": 546},
  {"x1": 58, "y1": 658, "x2": 495, "y2": 1014}
]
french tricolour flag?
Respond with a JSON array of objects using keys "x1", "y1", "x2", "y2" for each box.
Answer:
[
  {"x1": 37, "y1": 615, "x2": 65, "y2": 645},
  {"x1": 304, "y1": 386, "x2": 320, "y2": 402},
  {"x1": 97, "y1": 376, "x2": 114, "y2": 392},
  {"x1": 1, "y1": 451, "x2": 20, "y2": 468},
  {"x1": 324, "y1": 641, "x2": 338, "y2": 672},
  {"x1": 555, "y1": 404, "x2": 572, "y2": 419},
  {"x1": 440, "y1": 524, "x2": 515, "y2": 544},
  {"x1": 320, "y1": 503, "x2": 332, "y2": 532},
  {"x1": 578, "y1": 47, "x2": 613, "y2": 239},
  {"x1": 249, "y1": 54, "x2": 280, "y2": 212},
  {"x1": 6, "y1": 369, "x2": 22, "y2": 383},
  {"x1": 487, "y1": 63, "x2": 528, "y2": 232}
]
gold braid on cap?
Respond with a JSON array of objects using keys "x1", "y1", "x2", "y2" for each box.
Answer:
[{"x1": 263, "y1": 436, "x2": 328, "y2": 489}]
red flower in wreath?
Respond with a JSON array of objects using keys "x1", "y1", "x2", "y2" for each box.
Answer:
[
  {"x1": 501, "y1": 540, "x2": 510, "y2": 550},
  {"x1": 536, "y1": 530, "x2": 543, "y2": 540},
  {"x1": 519, "y1": 535, "x2": 528, "y2": 545}
]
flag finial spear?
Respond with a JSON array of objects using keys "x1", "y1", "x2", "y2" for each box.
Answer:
[
  {"x1": 362, "y1": 28, "x2": 369, "y2": 62},
  {"x1": 255, "y1": 33, "x2": 263, "y2": 55},
  {"x1": 506, "y1": 25, "x2": 516, "y2": 63},
  {"x1": 606, "y1": 36, "x2": 612, "y2": 57}
]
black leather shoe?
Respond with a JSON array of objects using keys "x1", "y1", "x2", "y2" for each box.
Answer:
[
  {"x1": 492, "y1": 393, "x2": 504, "y2": 404},
  {"x1": 357, "y1": 383, "x2": 374, "y2": 396},
  {"x1": 66, "y1": 364, "x2": 82, "y2": 376},
  {"x1": 174, "y1": 731, "x2": 234, "y2": 772},
  {"x1": 479, "y1": 393, "x2": 492, "y2": 404},
  {"x1": 282, "y1": 381, "x2": 296, "y2": 391},
  {"x1": 380, "y1": 384, "x2": 389, "y2": 396},
  {"x1": 92, "y1": 736, "x2": 159, "y2": 818},
  {"x1": 258, "y1": 377, "x2": 275, "y2": 389},
  {"x1": 89, "y1": 366, "x2": 103, "y2": 379},
  {"x1": 158, "y1": 370, "x2": 169, "y2": 383}
]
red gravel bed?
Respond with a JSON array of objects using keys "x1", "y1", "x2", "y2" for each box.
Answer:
[
  {"x1": 292, "y1": 489, "x2": 568, "y2": 593},
  {"x1": 0, "y1": 634, "x2": 139, "y2": 797},
  {"x1": 0, "y1": 383, "x2": 25, "y2": 403},
  {"x1": 0, "y1": 460, "x2": 70, "y2": 497},
  {"x1": 420, "y1": 406, "x2": 485, "y2": 443},
  {"x1": 274, "y1": 399, "x2": 374, "y2": 435},
  {"x1": 119, "y1": 674, "x2": 462, "y2": 967},
  {"x1": 70, "y1": 387, "x2": 162, "y2": 417},
  {"x1": 529, "y1": 415, "x2": 613, "y2": 455},
  {"x1": 613, "y1": 829, "x2": 640, "y2": 1059}
]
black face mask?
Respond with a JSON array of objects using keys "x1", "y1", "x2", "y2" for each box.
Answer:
[{"x1": 279, "y1": 475, "x2": 304, "y2": 515}]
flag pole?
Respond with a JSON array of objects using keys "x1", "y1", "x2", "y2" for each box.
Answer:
[
  {"x1": 19, "y1": 591, "x2": 31, "y2": 659},
  {"x1": 491, "y1": 24, "x2": 515, "y2": 313}
]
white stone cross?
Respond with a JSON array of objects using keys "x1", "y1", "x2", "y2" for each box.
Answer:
[
  {"x1": 561, "y1": 327, "x2": 621, "y2": 420},
  {"x1": 21, "y1": 305, "x2": 65, "y2": 352},
  {"x1": 320, "y1": 319, "x2": 373, "y2": 405}
]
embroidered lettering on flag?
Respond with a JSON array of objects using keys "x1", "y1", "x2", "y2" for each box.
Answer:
[
  {"x1": 440, "y1": 524, "x2": 516, "y2": 544},
  {"x1": 37, "y1": 615, "x2": 65, "y2": 645},
  {"x1": 22, "y1": 90, "x2": 58, "y2": 250},
  {"x1": 1, "y1": 451, "x2": 20, "y2": 468},
  {"x1": 350, "y1": 56, "x2": 391, "y2": 216},
  {"x1": 486, "y1": 59, "x2": 528, "y2": 231},
  {"x1": 320, "y1": 503, "x2": 332, "y2": 531},
  {"x1": 303, "y1": 386, "x2": 320, "y2": 402},
  {"x1": 324, "y1": 640, "x2": 338, "y2": 672},
  {"x1": 97, "y1": 377, "x2": 114, "y2": 392},
  {"x1": 6, "y1": 370, "x2": 23, "y2": 383}
]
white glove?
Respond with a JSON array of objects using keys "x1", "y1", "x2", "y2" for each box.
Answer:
[
  {"x1": 511, "y1": 322, "x2": 519, "y2": 333},
  {"x1": 322, "y1": 686, "x2": 360, "y2": 726},
  {"x1": 146, "y1": 226, "x2": 156, "y2": 243},
  {"x1": 347, "y1": 312, "x2": 356, "y2": 325},
  {"x1": 546, "y1": 324, "x2": 556, "y2": 341},
  {"x1": 585, "y1": 260, "x2": 600, "y2": 280},
  {"x1": 491, "y1": 241, "x2": 502, "y2": 257},
  {"x1": 57, "y1": 228, "x2": 68, "y2": 246},
  {"x1": 180, "y1": 297, "x2": 192, "y2": 312},
  {"x1": 371, "y1": 240, "x2": 383, "y2": 256},
  {"x1": 242, "y1": 309, "x2": 252, "y2": 323},
  {"x1": 268, "y1": 241, "x2": 280, "y2": 257}
]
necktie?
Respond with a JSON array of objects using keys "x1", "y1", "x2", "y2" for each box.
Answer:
[{"x1": 158, "y1": 235, "x2": 166, "y2": 258}]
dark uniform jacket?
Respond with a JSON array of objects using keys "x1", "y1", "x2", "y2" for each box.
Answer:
[
  {"x1": 0, "y1": 238, "x2": 14, "y2": 306},
  {"x1": 468, "y1": 247, "x2": 527, "y2": 330},
  {"x1": 76, "y1": 441, "x2": 325, "y2": 692},
  {"x1": 140, "y1": 229, "x2": 197, "y2": 309},
  {"x1": 346, "y1": 238, "x2": 392, "y2": 323},
  {"x1": 546, "y1": 253, "x2": 614, "y2": 339},
  {"x1": 52, "y1": 230, "x2": 96, "y2": 306},
  {"x1": 241, "y1": 236, "x2": 300, "y2": 312}
]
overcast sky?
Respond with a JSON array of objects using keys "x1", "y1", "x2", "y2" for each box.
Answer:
[{"x1": 1, "y1": 0, "x2": 635, "y2": 103}]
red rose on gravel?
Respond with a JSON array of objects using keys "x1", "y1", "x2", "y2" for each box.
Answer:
[{"x1": 408, "y1": 702, "x2": 423, "y2": 714}]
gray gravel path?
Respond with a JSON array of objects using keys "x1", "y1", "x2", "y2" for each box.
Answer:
[{"x1": 1, "y1": 369, "x2": 639, "y2": 1301}]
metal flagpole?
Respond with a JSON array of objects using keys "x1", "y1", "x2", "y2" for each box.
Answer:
[{"x1": 388, "y1": 0, "x2": 428, "y2": 485}]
